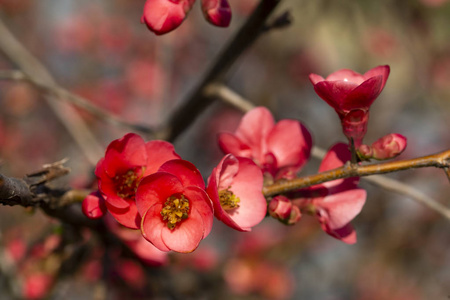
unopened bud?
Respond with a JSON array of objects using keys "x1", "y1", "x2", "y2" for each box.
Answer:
[
  {"x1": 371, "y1": 133, "x2": 407, "y2": 160},
  {"x1": 357, "y1": 144, "x2": 373, "y2": 160},
  {"x1": 201, "y1": 0, "x2": 231, "y2": 27},
  {"x1": 82, "y1": 191, "x2": 106, "y2": 219},
  {"x1": 141, "y1": 0, "x2": 195, "y2": 35},
  {"x1": 268, "y1": 196, "x2": 301, "y2": 225}
]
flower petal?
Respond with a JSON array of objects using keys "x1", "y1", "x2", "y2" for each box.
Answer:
[
  {"x1": 141, "y1": 203, "x2": 170, "y2": 252},
  {"x1": 141, "y1": 0, "x2": 194, "y2": 35},
  {"x1": 201, "y1": 0, "x2": 231, "y2": 27},
  {"x1": 183, "y1": 186, "x2": 214, "y2": 238},
  {"x1": 158, "y1": 159, "x2": 205, "y2": 189},
  {"x1": 218, "y1": 133, "x2": 253, "y2": 158},
  {"x1": 144, "y1": 140, "x2": 180, "y2": 176},
  {"x1": 308, "y1": 73, "x2": 325, "y2": 85},
  {"x1": 341, "y1": 75, "x2": 383, "y2": 111},
  {"x1": 317, "y1": 188, "x2": 366, "y2": 230},
  {"x1": 161, "y1": 208, "x2": 205, "y2": 253},
  {"x1": 106, "y1": 200, "x2": 141, "y2": 229},
  {"x1": 103, "y1": 133, "x2": 147, "y2": 177},
  {"x1": 266, "y1": 120, "x2": 312, "y2": 171},
  {"x1": 313, "y1": 80, "x2": 359, "y2": 112},
  {"x1": 135, "y1": 172, "x2": 184, "y2": 217},
  {"x1": 363, "y1": 65, "x2": 390, "y2": 91},
  {"x1": 325, "y1": 69, "x2": 365, "y2": 84},
  {"x1": 235, "y1": 107, "x2": 275, "y2": 163},
  {"x1": 321, "y1": 222, "x2": 357, "y2": 244}
]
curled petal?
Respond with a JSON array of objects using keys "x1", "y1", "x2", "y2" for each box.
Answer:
[
  {"x1": 201, "y1": 0, "x2": 232, "y2": 27},
  {"x1": 320, "y1": 221, "x2": 357, "y2": 244},
  {"x1": 363, "y1": 65, "x2": 390, "y2": 91},
  {"x1": 183, "y1": 186, "x2": 214, "y2": 238},
  {"x1": 313, "y1": 80, "x2": 359, "y2": 112},
  {"x1": 341, "y1": 76, "x2": 383, "y2": 111},
  {"x1": 218, "y1": 133, "x2": 253, "y2": 159}
]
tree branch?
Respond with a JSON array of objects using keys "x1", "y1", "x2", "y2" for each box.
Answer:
[{"x1": 159, "y1": 0, "x2": 282, "y2": 142}]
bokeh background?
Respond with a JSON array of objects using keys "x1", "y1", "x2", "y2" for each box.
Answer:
[{"x1": 0, "y1": 0, "x2": 449, "y2": 299}]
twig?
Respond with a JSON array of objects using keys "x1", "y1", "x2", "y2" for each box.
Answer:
[
  {"x1": 0, "y1": 18, "x2": 103, "y2": 166},
  {"x1": 262, "y1": 149, "x2": 450, "y2": 195},
  {"x1": 0, "y1": 70, "x2": 155, "y2": 136},
  {"x1": 160, "y1": 0, "x2": 282, "y2": 142},
  {"x1": 210, "y1": 83, "x2": 450, "y2": 220}
]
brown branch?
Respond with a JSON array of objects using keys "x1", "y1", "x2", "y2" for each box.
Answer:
[
  {"x1": 159, "y1": 0, "x2": 282, "y2": 142},
  {"x1": 262, "y1": 149, "x2": 450, "y2": 196},
  {"x1": 0, "y1": 18, "x2": 103, "y2": 165},
  {"x1": 0, "y1": 70, "x2": 155, "y2": 136}
]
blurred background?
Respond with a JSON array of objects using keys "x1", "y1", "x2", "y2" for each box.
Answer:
[{"x1": 0, "y1": 0, "x2": 449, "y2": 299}]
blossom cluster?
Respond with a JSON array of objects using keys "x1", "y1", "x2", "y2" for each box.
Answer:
[{"x1": 83, "y1": 65, "x2": 407, "y2": 254}]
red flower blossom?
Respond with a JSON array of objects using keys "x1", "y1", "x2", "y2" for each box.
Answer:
[
  {"x1": 207, "y1": 154, "x2": 266, "y2": 231},
  {"x1": 94, "y1": 133, "x2": 180, "y2": 229},
  {"x1": 136, "y1": 159, "x2": 213, "y2": 253},
  {"x1": 218, "y1": 107, "x2": 312, "y2": 180},
  {"x1": 82, "y1": 191, "x2": 107, "y2": 219},
  {"x1": 309, "y1": 65, "x2": 390, "y2": 147},
  {"x1": 294, "y1": 143, "x2": 366, "y2": 244}
]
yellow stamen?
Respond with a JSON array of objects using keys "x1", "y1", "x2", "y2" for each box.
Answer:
[
  {"x1": 160, "y1": 194, "x2": 190, "y2": 230},
  {"x1": 219, "y1": 187, "x2": 240, "y2": 210},
  {"x1": 114, "y1": 168, "x2": 145, "y2": 199}
]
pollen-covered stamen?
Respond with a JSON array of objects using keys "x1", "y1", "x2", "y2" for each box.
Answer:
[
  {"x1": 219, "y1": 187, "x2": 240, "y2": 210},
  {"x1": 160, "y1": 194, "x2": 190, "y2": 230},
  {"x1": 114, "y1": 167, "x2": 145, "y2": 199}
]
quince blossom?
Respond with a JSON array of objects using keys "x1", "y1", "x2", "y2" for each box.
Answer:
[
  {"x1": 136, "y1": 159, "x2": 213, "y2": 253},
  {"x1": 91, "y1": 133, "x2": 180, "y2": 229},
  {"x1": 218, "y1": 107, "x2": 312, "y2": 180},
  {"x1": 309, "y1": 65, "x2": 390, "y2": 147},
  {"x1": 207, "y1": 154, "x2": 266, "y2": 232},
  {"x1": 293, "y1": 143, "x2": 366, "y2": 244}
]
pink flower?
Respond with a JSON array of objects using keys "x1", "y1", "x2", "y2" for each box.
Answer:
[
  {"x1": 201, "y1": 0, "x2": 231, "y2": 27},
  {"x1": 94, "y1": 133, "x2": 180, "y2": 229},
  {"x1": 141, "y1": 0, "x2": 195, "y2": 35},
  {"x1": 23, "y1": 273, "x2": 53, "y2": 300},
  {"x1": 218, "y1": 107, "x2": 312, "y2": 180},
  {"x1": 309, "y1": 65, "x2": 390, "y2": 147},
  {"x1": 136, "y1": 159, "x2": 213, "y2": 253},
  {"x1": 207, "y1": 154, "x2": 266, "y2": 231},
  {"x1": 294, "y1": 143, "x2": 366, "y2": 244}
]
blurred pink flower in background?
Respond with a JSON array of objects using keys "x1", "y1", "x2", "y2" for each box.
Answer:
[
  {"x1": 309, "y1": 65, "x2": 390, "y2": 147},
  {"x1": 218, "y1": 106, "x2": 312, "y2": 180},
  {"x1": 207, "y1": 154, "x2": 266, "y2": 231},
  {"x1": 23, "y1": 273, "x2": 53, "y2": 300},
  {"x1": 201, "y1": 0, "x2": 232, "y2": 27}
]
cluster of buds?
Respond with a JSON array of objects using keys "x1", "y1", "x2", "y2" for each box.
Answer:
[{"x1": 141, "y1": 0, "x2": 231, "y2": 35}]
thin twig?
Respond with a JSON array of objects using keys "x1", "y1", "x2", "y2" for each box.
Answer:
[
  {"x1": 210, "y1": 83, "x2": 450, "y2": 220},
  {"x1": 160, "y1": 0, "x2": 282, "y2": 142},
  {"x1": 0, "y1": 70, "x2": 155, "y2": 136},
  {"x1": 0, "y1": 18, "x2": 103, "y2": 166}
]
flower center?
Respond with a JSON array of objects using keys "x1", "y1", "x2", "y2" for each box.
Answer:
[
  {"x1": 114, "y1": 168, "x2": 144, "y2": 199},
  {"x1": 219, "y1": 187, "x2": 240, "y2": 210},
  {"x1": 160, "y1": 194, "x2": 190, "y2": 230}
]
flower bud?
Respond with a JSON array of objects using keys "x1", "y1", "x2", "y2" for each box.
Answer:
[
  {"x1": 268, "y1": 196, "x2": 301, "y2": 225},
  {"x1": 357, "y1": 144, "x2": 373, "y2": 160},
  {"x1": 82, "y1": 191, "x2": 107, "y2": 219},
  {"x1": 141, "y1": 0, "x2": 195, "y2": 35},
  {"x1": 371, "y1": 133, "x2": 407, "y2": 160},
  {"x1": 201, "y1": 0, "x2": 231, "y2": 27}
]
